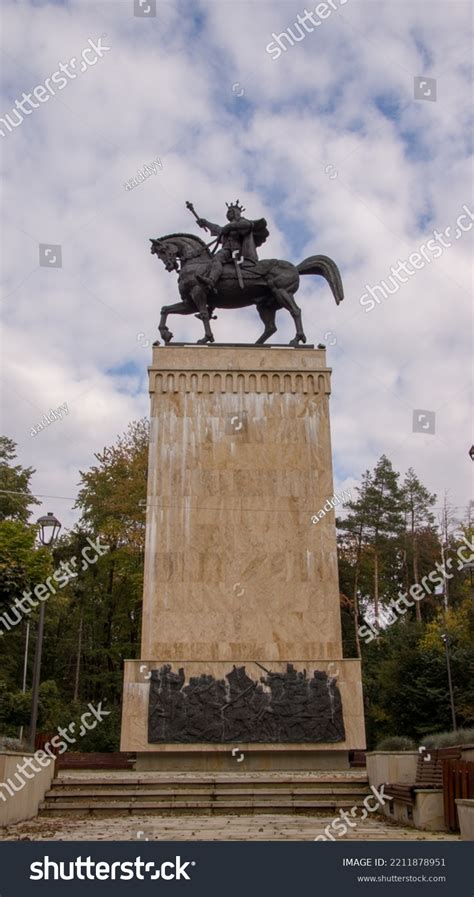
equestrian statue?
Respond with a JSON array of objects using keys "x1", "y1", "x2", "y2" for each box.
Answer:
[{"x1": 150, "y1": 199, "x2": 344, "y2": 346}]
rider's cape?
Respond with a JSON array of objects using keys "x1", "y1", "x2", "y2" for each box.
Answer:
[
  {"x1": 242, "y1": 218, "x2": 269, "y2": 263},
  {"x1": 251, "y1": 218, "x2": 269, "y2": 247}
]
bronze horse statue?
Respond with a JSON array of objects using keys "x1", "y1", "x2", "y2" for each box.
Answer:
[{"x1": 150, "y1": 233, "x2": 344, "y2": 345}]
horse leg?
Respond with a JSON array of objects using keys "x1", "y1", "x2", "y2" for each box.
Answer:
[
  {"x1": 255, "y1": 301, "x2": 277, "y2": 345},
  {"x1": 273, "y1": 289, "x2": 307, "y2": 346},
  {"x1": 191, "y1": 286, "x2": 215, "y2": 344},
  {"x1": 159, "y1": 301, "x2": 194, "y2": 344}
]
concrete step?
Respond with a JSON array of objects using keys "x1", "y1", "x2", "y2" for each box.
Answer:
[
  {"x1": 51, "y1": 775, "x2": 368, "y2": 786},
  {"x1": 48, "y1": 782, "x2": 368, "y2": 795},
  {"x1": 39, "y1": 799, "x2": 367, "y2": 815},
  {"x1": 43, "y1": 791, "x2": 369, "y2": 804},
  {"x1": 42, "y1": 788, "x2": 370, "y2": 796},
  {"x1": 39, "y1": 772, "x2": 371, "y2": 816}
]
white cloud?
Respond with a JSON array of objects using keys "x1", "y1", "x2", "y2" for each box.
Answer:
[{"x1": 1, "y1": 0, "x2": 472, "y2": 529}]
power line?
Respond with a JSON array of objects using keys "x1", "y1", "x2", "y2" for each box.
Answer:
[
  {"x1": 0, "y1": 490, "x2": 76, "y2": 501},
  {"x1": 0, "y1": 490, "x2": 471, "y2": 516}
]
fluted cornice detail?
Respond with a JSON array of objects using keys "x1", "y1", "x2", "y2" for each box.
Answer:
[{"x1": 150, "y1": 370, "x2": 331, "y2": 395}]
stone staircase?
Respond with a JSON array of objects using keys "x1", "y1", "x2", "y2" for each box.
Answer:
[{"x1": 39, "y1": 771, "x2": 370, "y2": 816}]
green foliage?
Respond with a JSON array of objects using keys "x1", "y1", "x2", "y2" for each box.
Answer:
[
  {"x1": 0, "y1": 436, "x2": 40, "y2": 523},
  {"x1": 76, "y1": 704, "x2": 120, "y2": 752},
  {"x1": 339, "y1": 459, "x2": 472, "y2": 750},
  {"x1": 0, "y1": 679, "x2": 31, "y2": 733},
  {"x1": 1, "y1": 421, "x2": 148, "y2": 750},
  {"x1": 37, "y1": 680, "x2": 70, "y2": 731},
  {"x1": 401, "y1": 468, "x2": 436, "y2": 528},
  {"x1": 0, "y1": 519, "x2": 51, "y2": 610},
  {"x1": 361, "y1": 600, "x2": 474, "y2": 747},
  {"x1": 376, "y1": 735, "x2": 416, "y2": 751}
]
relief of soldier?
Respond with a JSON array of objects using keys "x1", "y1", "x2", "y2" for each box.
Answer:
[{"x1": 148, "y1": 663, "x2": 345, "y2": 744}]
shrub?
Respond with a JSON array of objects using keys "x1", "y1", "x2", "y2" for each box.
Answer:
[
  {"x1": 0, "y1": 735, "x2": 28, "y2": 752},
  {"x1": 0, "y1": 680, "x2": 31, "y2": 732},
  {"x1": 376, "y1": 735, "x2": 416, "y2": 751},
  {"x1": 78, "y1": 705, "x2": 120, "y2": 752},
  {"x1": 422, "y1": 728, "x2": 474, "y2": 749}
]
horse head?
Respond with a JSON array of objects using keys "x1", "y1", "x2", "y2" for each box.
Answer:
[
  {"x1": 150, "y1": 237, "x2": 179, "y2": 272},
  {"x1": 150, "y1": 233, "x2": 211, "y2": 273}
]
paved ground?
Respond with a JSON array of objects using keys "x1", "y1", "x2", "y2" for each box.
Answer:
[{"x1": 1, "y1": 814, "x2": 459, "y2": 842}]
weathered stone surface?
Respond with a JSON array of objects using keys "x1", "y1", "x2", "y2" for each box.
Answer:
[
  {"x1": 120, "y1": 345, "x2": 366, "y2": 758},
  {"x1": 148, "y1": 664, "x2": 345, "y2": 744},
  {"x1": 141, "y1": 346, "x2": 343, "y2": 663}
]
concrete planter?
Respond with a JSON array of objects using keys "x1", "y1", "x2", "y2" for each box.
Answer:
[
  {"x1": 366, "y1": 751, "x2": 418, "y2": 788},
  {"x1": 456, "y1": 799, "x2": 474, "y2": 840},
  {"x1": 0, "y1": 750, "x2": 55, "y2": 827},
  {"x1": 381, "y1": 788, "x2": 446, "y2": 832},
  {"x1": 460, "y1": 743, "x2": 474, "y2": 762}
]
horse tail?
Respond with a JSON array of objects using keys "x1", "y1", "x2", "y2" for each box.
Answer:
[{"x1": 297, "y1": 255, "x2": 344, "y2": 305}]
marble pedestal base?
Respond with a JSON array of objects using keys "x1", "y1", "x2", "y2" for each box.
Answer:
[{"x1": 120, "y1": 346, "x2": 366, "y2": 764}]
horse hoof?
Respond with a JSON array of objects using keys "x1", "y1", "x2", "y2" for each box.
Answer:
[{"x1": 289, "y1": 334, "x2": 306, "y2": 347}]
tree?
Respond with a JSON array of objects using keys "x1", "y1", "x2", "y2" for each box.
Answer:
[
  {"x1": 0, "y1": 422, "x2": 148, "y2": 746},
  {"x1": 364, "y1": 456, "x2": 405, "y2": 627},
  {"x1": 338, "y1": 456, "x2": 404, "y2": 634},
  {"x1": 0, "y1": 520, "x2": 51, "y2": 695},
  {"x1": 401, "y1": 468, "x2": 437, "y2": 623},
  {"x1": 336, "y1": 470, "x2": 373, "y2": 658},
  {"x1": 0, "y1": 436, "x2": 39, "y2": 523},
  {"x1": 72, "y1": 420, "x2": 149, "y2": 704}
]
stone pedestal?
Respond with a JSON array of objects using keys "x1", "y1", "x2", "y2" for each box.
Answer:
[{"x1": 121, "y1": 345, "x2": 365, "y2": 768}]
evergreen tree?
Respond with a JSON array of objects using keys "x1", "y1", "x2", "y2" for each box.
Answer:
[
  {"x1": 0, "y1": 436, "x2": 40, "y2": 522},
  {"x1": 338, "y1": 456, "x2": 404, "y2": 631},
  {"x1": 401, "y1": 468, "x2": 437, "y2": 623}
]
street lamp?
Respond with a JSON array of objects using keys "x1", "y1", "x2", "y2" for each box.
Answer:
[
  {"x1": 37, "y1": 511, "x2": 62, "y2": 546},
  {"x1": 28, "y1": 512, "x2": 62, "y2": 750}
]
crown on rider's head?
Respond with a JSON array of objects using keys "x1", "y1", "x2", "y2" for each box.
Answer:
[{"x1": 226, "y1": 199, "x2": 245, "y2": 212}]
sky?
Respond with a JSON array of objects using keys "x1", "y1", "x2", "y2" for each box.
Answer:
[{"x1": 1, "y1": 0, "x2": 473, "y2": 531}]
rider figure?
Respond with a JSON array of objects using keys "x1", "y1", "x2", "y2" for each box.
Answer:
[{"x1": 195, "y1": 200, "x2": 268, "y2": 292}]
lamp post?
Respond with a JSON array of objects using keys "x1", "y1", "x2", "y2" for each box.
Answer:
[
  {"x1": 441, "y1": 632, "x2": 457, "y2": 732},
  {"x1": 435, "y1": 578, "x2": 457, "y2": 733},
  {"x1": 28, "y1": 512, "x2": 61, "y2": 751}
]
